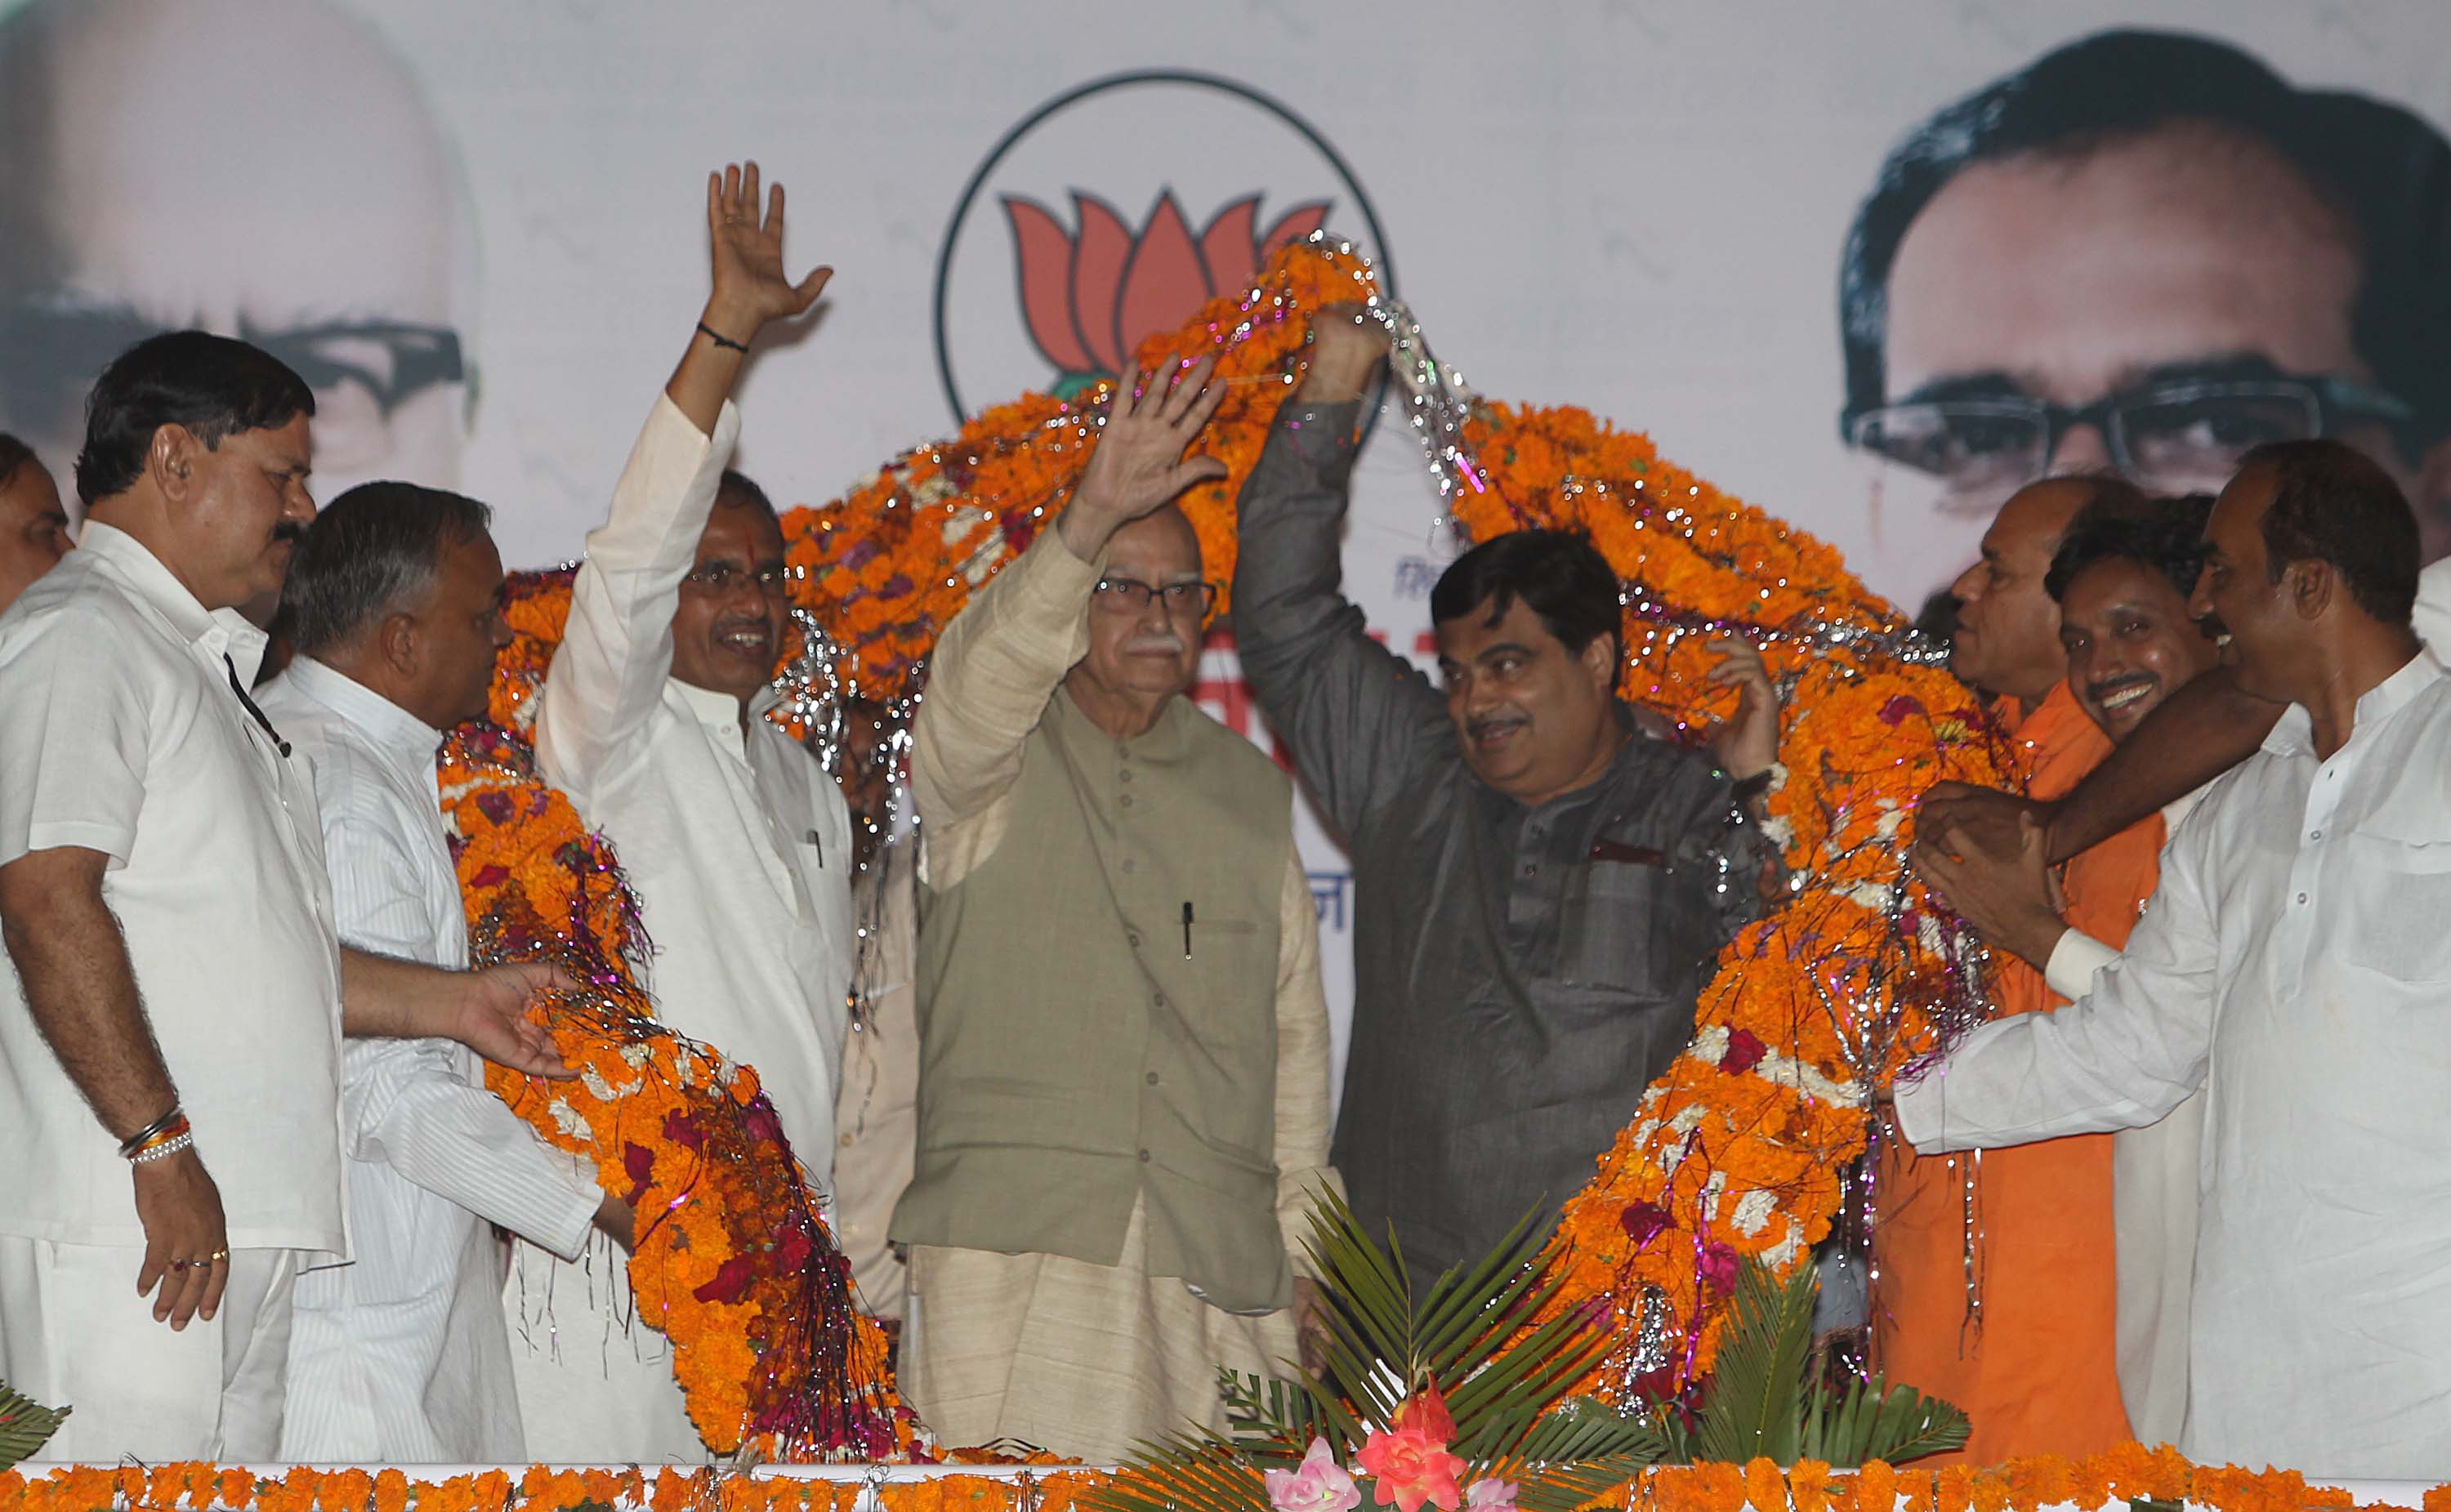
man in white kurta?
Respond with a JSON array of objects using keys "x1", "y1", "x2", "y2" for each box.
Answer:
[
  {"x1": 1897, "y1": 442, "x2": 2451, "y2": 1479},
  {"x1": 0, "y1": 333, "x2": 566, "y2": 1462},
  {"x1": 259, "y1": 484, "x2": 613, "y2": 1462},
  {"x1": 515, "y1": 162, "x2": 852, "y2": 1462}
]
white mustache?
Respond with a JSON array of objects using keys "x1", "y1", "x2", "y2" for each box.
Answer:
[{"x1": 1123, "y1": 633, "x2": 1186, "y2": 655}]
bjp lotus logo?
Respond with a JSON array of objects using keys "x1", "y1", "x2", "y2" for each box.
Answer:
[
  {"x1": 932, "y1": 70, "x2": 1393, "y2": 419},
  {"x1": 1002, "y1": 192, "x2": 1328, "y2": 396}
]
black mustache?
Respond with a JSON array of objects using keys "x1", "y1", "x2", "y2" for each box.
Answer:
[
  {"x1": 2195, "y1": 613, "x2": 2230, "y2": 640},
  {"x1": 2086, "y1": 674, "x2": 2157, "y2": 698},
  {"x1": 1467, "y1": 714, "x2": 1527, "y2": 739},
  {"x1": 272, "y1": 520, "x2": 307, "y2": 543}
]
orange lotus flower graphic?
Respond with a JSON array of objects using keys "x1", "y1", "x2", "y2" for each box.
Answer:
[{"x1": 1003, "y1": 190, "x2": 1330, "y2": 390}]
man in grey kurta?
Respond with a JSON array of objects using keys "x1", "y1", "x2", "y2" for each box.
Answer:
[{"x1": 1231, "y1": 317, "x2": 1782, "y2": 1285}]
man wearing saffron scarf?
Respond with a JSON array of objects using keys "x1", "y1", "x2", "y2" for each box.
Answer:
[
  {"x1": 1873, "y1": 473, "x2": 2148, "y2": 1463},
  {"x1": 1913, "y1": 496, "x2": 2221, "y2": 1447}
]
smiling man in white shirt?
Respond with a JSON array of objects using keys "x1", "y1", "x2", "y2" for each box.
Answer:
[
  {"x1": 258, "y1": 483, "x2": 633, "y2": 1462},
  {"x1": 1897, "y1": 439, "x2": 2451, "y2": 1478},
  {"x1": 0, "y1": 332, "x2": 567, "y2": 1462},
  {"x1": 514, "y1": 163, "x2": 852, "y2": 1462}
]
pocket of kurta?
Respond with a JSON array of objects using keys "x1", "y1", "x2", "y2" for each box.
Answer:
[
  {"x1": 1557, "y1": 859, "x2": 1676, "y2": 991},
  {"x1": 2336, "y1": 832, "x2": 2451, "y2": 982}
]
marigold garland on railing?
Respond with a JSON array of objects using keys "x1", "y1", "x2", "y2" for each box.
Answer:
[
  {"x1": 441, "y1": 568, "x2": 909, "y2": 1461},
  {"x1": 13, "y1": 1449, "x2": 2451, "y2": 1512}
]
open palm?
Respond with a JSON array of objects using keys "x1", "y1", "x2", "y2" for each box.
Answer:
[
  {"x1": 707, "y1": 160, "x2": 832, "y2": 329},
  {"x1": 1073, "y1": 356, "x2": 1230, "y2": 521}
]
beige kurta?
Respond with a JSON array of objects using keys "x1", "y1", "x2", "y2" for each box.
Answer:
[
  {"x1": 904, "y1": 527, "x2": 1338, "y2": 1463},
  {"x1": 833, "y1": 856, "x2": 921, "y2": 1320}
]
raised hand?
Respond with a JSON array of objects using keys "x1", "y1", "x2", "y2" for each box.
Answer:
[
  {"x1": 1060, "y1": 357, "x2": 1230, "y2": 557},
  {"x1": 703, "y1": 160, "x2": 833, "y2": 340},
  {"x1": 1297, "y1": 301, "x2": 1393, "y2": 403},
  {"x1": 133, "y1": 1148, "x2": 228, "y2": 1329}
]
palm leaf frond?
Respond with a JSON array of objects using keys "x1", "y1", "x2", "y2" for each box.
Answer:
[
  {"x1": 1691, "y1": 1260, "x2": 1816, "y2": 1465},
  {"x1": 0, "y1": 1380, "x2": 68, "y2": 1471}
]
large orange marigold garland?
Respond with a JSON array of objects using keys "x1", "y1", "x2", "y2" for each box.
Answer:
[
  {"x1": 448, "y1": 236, "x2": 2008, "y2": 1447},
  {"x1": 443, "y1": 569, "x2": 909, "y2": 1461},
  {"x1": 1424, "y1": 391, "x2": 2016, "y2": 1391},
  {"x1": 770, "y1": 236, "x2": 2015, "y2": 1403}
]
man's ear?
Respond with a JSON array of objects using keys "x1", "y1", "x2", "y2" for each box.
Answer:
[
  {"x1": 1580, "y1": 630, "x2": 1621, "y2": 692},
  {"x1": 2285, "y1": 557, "x2": 2336, "y2": 622},
  {"x1": 148, "y1": 424, "x2": 201, "y2": 505},
  {"x1": 376, "y1": 610, "x2": 422, "y2": 679}
]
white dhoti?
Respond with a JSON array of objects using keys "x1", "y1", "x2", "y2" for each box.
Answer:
[
  {"x1": 904, "y1": 1198, "x2": 1299, "y2": 1465},
  {"x1": 502, "y1": 1231, "x2": 709, "y2": 1465},
  {"x1": 0, "y1": 1237, "x2": 297, "y2": 1461}
]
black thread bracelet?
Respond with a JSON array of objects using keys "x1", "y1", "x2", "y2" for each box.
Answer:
[
  {"x1": 118, "y1": 1103, "x2": 184, "y2": 1157},
  {"x1": 696, "y1": 320, "x2": 750, "y2": 354}
]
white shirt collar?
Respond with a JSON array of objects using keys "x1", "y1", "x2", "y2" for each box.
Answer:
[
  {"x1": 279, "y1": 656, "x2": 445, "y2": 765},
  {"x1": 670, "y1": 675, "x2": 779, "y2": 732},
  {"x1": 2265, "y1": 645, "x2": 2447, "y2": 757},
  {"x1": 77, "y1": 520, "x2": 271, "y2": 681}
]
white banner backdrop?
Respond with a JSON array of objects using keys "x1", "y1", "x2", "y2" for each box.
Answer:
[{"x1": 7, "y1": 0, "x2": 2449, "y2": 1102}]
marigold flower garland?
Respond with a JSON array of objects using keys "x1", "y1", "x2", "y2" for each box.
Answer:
[
  {"x1": 1428, "y1": 395, "x2": 2016, "y2": 1392},
  {"x1": 778, "y1": 239, "x2": 1381, "y2": 701},
  {"x1": 770, "y1": 237, "x2": 2012, "y2": 1397},
  {"x1": 14, "y1": 1450, "x2": 2451, "y2": 1512},
  {"x1": 440, "y1": 236, "x2": 2011, "y2": 1451},
  {"x1": 441, "y1": 568, "x2": 909, "y2": 1461}
]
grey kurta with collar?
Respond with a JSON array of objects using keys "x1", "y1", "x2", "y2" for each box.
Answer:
[{"x1": 1230, "y1": 399, "x2": 1776, "y2": 1284}]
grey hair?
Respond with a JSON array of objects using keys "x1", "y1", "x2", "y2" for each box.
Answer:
[{"x1": 280, "y1": 480, "x2": 492, "y2": 658}]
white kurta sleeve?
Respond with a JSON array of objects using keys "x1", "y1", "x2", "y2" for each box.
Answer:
[
  {"x1": 328, "y1": 816, "x2": 602, "y2": 1260},
  {"x1": 0, "y1": 608, "x2": 150, "y2": 866},
  {"x1": 344, "y1": 1037, "x2": 601, "y2": 1260},
  {"x1": 1897, "y1": 823, "x2": 2222, "y2": 1153},
  {"x1": 2043, "y1": 928, "x2": 2122, "y2": 1002},
  {"x1": 535, "y1": 395, "x2": 741, "y2": 796}
]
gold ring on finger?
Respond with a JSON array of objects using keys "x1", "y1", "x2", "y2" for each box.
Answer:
[
  {"x1": 210, "y1": 1249, "x2": 230, "y2": 1264},
  {"x1": 168, "y1": 1258, "x2": 190, "y2": 1271}
]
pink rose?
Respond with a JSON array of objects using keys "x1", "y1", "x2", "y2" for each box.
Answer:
[
  {"x1": 1266, "y1": 1437, "x2": 1362, "y2": 1512},
  {"x1": 1466, "y1": 1481, "x2": 1520, "y2": 1512},
  {"x1": 1359, "y1": 1383, "x2": 1467, "y2": 1512}
]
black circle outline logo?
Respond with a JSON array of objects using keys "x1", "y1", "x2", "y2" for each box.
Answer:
[{"x1": 931, "y1": 68, "x2": 1397, "y2": 421}]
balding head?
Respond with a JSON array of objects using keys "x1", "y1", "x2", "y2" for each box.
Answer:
[
  {"x1": 0, "y1": 0, "x2": 471, "y2": 506},
  {"x1": 1949, "y1": 475, "x2": 2145, "y2": 704}
]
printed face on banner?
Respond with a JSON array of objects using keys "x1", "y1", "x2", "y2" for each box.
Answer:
[
  {"x1": 1843, "y1": 45, "x2": 2451, "y2": 609},
  {"x1": 933, "y1": 71, "x2": 1393, "y2": 418},
  {"x1": 0, "y1": 0, "x2": 471, "y2": 514}
]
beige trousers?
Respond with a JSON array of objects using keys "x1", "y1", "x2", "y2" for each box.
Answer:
[
  {"x1": 0, "y1": 1235, "x2": 297, "y2": 1462},
  {"x1": 904, "y1": 1198, "x2": 1298, "y2": 1464}
]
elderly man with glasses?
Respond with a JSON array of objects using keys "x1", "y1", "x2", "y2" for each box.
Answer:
[
  {"x1": 895, "y1": 359, "x2": 1338, "y2": 1463},
  {"x1": 1836, "y1": 28, "x2": 2451, "y2": 605}
]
